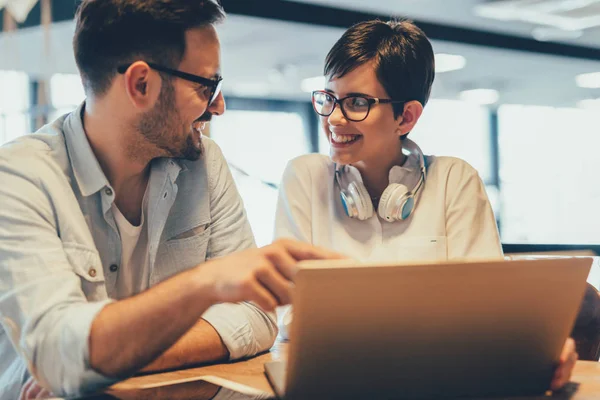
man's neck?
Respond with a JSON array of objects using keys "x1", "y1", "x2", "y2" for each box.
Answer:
[{"x1": 82, "y1": 100, "x2": 152, "y2": 225}]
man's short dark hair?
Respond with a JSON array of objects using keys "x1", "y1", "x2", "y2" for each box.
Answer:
[
  {"x1": 324, "y1": 19, "x2": 435, "y2": 119},
  {"x1": 73, "y1": 0, "x2": 225, "y2": 96}
]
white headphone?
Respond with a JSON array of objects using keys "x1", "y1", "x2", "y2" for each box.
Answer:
[{"x1": 334, "y1": 139, "x2": 426, "y2": 222}]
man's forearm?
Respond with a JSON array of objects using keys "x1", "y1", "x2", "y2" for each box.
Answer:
[
  {"x1": 140, "y1": 319, "x2": 229, "y2": 373},
  {"x1": 89, "y1": 266, "x2": 215, "y2": 378}
]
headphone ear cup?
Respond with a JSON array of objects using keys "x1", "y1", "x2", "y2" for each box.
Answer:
[
  {"x1": 378, "y1": 183, "x2": 409, "y2": 222},
  {"x1": 348, "y1": 181, "x2": 373, "y2": 220}
]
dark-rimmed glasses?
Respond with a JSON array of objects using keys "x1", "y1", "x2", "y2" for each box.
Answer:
[
  {"x1": 312, "y1": 90, "x2": 405, "y2": 122},
  {"x1": 117, "y1": 62, "x2": 223, "y2": 105}
]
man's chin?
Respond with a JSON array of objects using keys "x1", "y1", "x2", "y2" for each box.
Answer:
[{"x1": 180, "y1": 141, "x2": 203, "y2": 161}]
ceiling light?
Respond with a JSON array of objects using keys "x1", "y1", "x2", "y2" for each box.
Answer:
[
  {"x1": 301, "y1": 76, "x2": 326, "y2": 93},
  {"x1": 459, "y1": 89, "x2": 500, "y2": 105},
  {"x1": 577, "y1": 98, "x2": 600, "y2": 109},
  {"x1": 229, "y1": 82, "x2": 271, "y2": 97},
  {"x1": 474, "y1": 0, "x2": 600, "y2": 31},
  {"x1": 435, "y1": 53, "x2": 467, "y2": 73},
  {"x1": 576, "y1": 72, "x2": 600, "y2": 89},
  {"x1": 532, "y1": 27, "x2": 583, "y2": 42}
]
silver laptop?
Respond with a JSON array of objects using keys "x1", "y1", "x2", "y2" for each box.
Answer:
[{"x1": 265, "y1": 258, "x2": 592, "y2": 399}]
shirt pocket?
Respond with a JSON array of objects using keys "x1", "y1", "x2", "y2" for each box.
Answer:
[
  {"x1": 152, "y1": 224, "x2": 211, "y2": 285},
  {"x1": 374, "y1": 236, "x2": 448, "y2": 262},
  {"x1": 63, "y1": 243, "x2": 107, "y2": 301}
]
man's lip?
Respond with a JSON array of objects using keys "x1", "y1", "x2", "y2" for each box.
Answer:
[{"x1": 193, "y1": 121, "x2": 207, "y2": 134}]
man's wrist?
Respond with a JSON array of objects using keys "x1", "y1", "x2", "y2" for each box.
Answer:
[{"x1": 191, "y1": 261, "x2": 219, "y2": 306}]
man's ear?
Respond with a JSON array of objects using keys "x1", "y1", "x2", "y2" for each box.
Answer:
[
  {"x1": 121, "y1": 61, "x2": 161, "y2": 110},
  {"x1": 396, "y1": 100, "x2": 424, "y2": 138}
]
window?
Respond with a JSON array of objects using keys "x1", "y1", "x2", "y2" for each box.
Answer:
[
  {"x1": 210, "y1": 108, "x2": 311, "y2": 246},
  {"x1": 0, "y1": 70, "x2": 30, "y2": 145},
  {"x1": 50, "y1": 73, "x2": 85, "y2": 120},
  {"x1": 499, "y1": 104, "x2": 600, "y2": 244},
  {"x1": 411, "y1": 99, "x2": 492, "y2": 184},
  {"x1": 317, "y1": 99, "x2": 493, "y2": 183}
]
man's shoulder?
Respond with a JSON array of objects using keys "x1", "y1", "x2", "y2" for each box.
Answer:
[{"x1": 0, "y1": 120, "x2": 70, "y2": 182}]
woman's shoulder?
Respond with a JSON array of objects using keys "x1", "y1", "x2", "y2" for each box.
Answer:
[
  {"x1": 425, "y1": 155, "x2": 480, "y2": 179},
  {"x1": 284, "y1": 153, "x2": 334, "y2": 179}
]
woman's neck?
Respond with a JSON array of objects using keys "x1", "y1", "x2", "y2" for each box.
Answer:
[{"x1": 354, "y1": 152, "x2": 407, "y2": 200}]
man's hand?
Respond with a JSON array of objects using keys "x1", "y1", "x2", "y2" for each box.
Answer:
[
  {"x1": 19, "y1": 377, "x2": 52, "y2": 400},
  {"x1": 197, "y1": 239, "x2": 344, "y2": 312},
  {"x1": 551, "y1": 338, "x2": 578, "y2": 391}
]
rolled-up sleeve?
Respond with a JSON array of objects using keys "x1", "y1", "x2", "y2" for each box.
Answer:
[
  {"x1": 202, "y1": 302, "x2": 277, "y2": 359},
  {"x1": 0, "y1": 164, "x2": 116, "y2": 397},
  {"x1": 202, "y1": 139, "x2": 278, "y2": 358}
]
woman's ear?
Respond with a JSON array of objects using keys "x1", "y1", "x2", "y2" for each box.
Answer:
[{"x1": 396, "y1": 100, "x2": 424, "y2": 138}]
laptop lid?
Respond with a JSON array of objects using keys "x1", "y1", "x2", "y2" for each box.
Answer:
[{"x1": 283, "y1": 258, "x2": 592, "y2": 399}]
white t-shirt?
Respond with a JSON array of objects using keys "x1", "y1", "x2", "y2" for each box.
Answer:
[
  {"x1": 112, "y1": 202, "x2": 150, "y2": 299},
  {"x1": 273, "y1": 151, "x2": 503, "y2": 338}
]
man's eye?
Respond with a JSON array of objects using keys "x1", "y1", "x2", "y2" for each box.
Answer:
[{"x1": 196, "y1": 85, "x2": 210, "y2": 97}]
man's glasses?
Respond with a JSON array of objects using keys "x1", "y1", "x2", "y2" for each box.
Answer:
[
  {"x1": 117, "y1": 62, "x2": 223, "y2": 105},
  {"x1": 312, "y1": 90, "x2": 405, "y2": 122}
]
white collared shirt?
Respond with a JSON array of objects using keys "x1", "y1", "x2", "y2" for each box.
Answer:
[
  {"x1": 0, "y1": 104, "x2": 277, "y2": 399},
  {"x1": 274, "y1": 150, "x2": 503, "y2": 339},
  {"x1": 275, "y1": 152, "x2": 502, "y2": 261}
]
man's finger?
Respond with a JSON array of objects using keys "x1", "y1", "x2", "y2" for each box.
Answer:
[
  {"x1": 278, "y1": 239, "x2": 346, "y2": 262},
  {"x1": 256, "y1": 267, "x2": 293, "y2": 306},
  {"x1": 247, "y1": 280, "x2": 278, "y2": 312},
  {"x1": 267, "y1": 247, "x2": 300, "y2": 281}
]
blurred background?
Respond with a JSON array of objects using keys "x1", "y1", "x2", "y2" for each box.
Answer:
[{"x1": 2, "y1": 0, "x2": 600, "y2": 252}]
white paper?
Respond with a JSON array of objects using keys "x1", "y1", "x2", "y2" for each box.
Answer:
[{"x1": 47, "y1": 374, "x2": 274, "y2": 400}]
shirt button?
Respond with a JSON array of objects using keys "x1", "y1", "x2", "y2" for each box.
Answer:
[
  {"x1": 88, "y1": 268, "x2": 97, "y2": 278},
  {"x1": 109, "y1": 264, "x2": 118, "y2": 272},
  {"x1": 105, "y1": 187, "x2": 113, "y2": 196}
]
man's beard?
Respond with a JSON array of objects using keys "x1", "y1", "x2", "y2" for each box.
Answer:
[{"x1": 136, "y1": 80, "x2": 207, "y2": 161}]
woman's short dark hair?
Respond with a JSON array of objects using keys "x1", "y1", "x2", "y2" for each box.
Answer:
[
  {"x1": 73, "y1": 0, "x2": 225, "y2": 96},
  {"x1": 324, "y1": 19, "x2": 435, "y2": 119}
]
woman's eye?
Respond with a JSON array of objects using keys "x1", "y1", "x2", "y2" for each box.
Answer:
[{"x1": 349, "y1": 97, "x2": 368, "y2": 109}]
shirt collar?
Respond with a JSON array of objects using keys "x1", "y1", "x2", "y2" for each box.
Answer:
[{"x1": 62, "y1": 102, "x2": 110, "y2": 197}]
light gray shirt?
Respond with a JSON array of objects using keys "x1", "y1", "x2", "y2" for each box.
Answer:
[{"x1": 0, "y1": 104, "x2": 277, "y2": 399}]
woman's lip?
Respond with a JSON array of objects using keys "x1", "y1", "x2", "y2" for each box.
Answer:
[
  {"x1": 329, "y1": 130, "x2": 362, "y2": 136},
  {"x1": 330, "y1": 135, "x2": 362, "y2": 148}
]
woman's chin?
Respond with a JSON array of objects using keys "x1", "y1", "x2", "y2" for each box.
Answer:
[{"x1": 330, "y1": 151, "x2": 359, "y2": 166}]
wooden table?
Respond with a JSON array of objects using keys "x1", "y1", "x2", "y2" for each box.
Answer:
[{"x1": 89, "y1": 343, "x2": 600, "y2": 399}]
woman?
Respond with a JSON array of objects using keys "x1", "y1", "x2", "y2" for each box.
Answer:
[{"x1": 274, "y1": 19, "x2": 577, "y2": 391}]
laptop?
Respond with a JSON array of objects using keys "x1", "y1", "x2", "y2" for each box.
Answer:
[{"x1": 265, "y1": 257, "x2": 592, "y2": 399}]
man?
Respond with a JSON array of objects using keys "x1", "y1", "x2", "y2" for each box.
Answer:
[{"x1": 0, "y1": 1, "x2": 339, "y2": 398}]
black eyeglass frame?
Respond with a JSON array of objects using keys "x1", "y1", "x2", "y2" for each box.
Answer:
[
  {"x1": 117, "y1": 62, "x2": 223, "y2": 105},
  {"x1": 311, "y1": 90, "x2": 406, "y2": 122}
]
